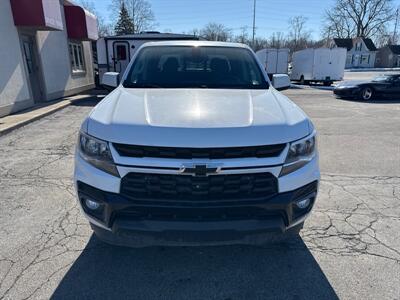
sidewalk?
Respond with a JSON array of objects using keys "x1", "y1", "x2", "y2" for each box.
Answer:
[
  {"x1": 0, "y1": 89, "x2": 107, "y2": 136},
  {"x1": 345, "y1": 67, "x2": 400, "y2": 72}
]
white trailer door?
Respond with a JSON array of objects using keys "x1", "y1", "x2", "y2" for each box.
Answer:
[
  {"x1": 313, "y1": 49, "x2": 331, "y2": 80},
  {"x1": 113, "y1": 41, "x2": 130, "y2": 75},
  {"x1": 266, "y1": 50, "x2": 278, "y2": 74},
  {"x1": 276, "y1": 49, "x2": 288, "y2": 74},
  {"x1": 330, "y1": 48, "x2": 347, "y2": 80}
]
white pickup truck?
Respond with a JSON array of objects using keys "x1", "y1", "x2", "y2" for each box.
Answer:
[{"x1": 74, "y1": 41, "x2": 320, "y2": 247}]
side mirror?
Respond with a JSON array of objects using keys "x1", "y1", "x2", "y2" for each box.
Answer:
[
  {"x1": 272, "y1": 74, "x2": 291, "y2": 91},
  {"x1": 101, "y1": 72, "x2": 120, "y2": 88}
]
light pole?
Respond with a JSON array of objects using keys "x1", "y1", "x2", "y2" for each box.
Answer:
[
  {"x1": 393, "y1": 8, "x2": 399, "y2": 44},
  {"x1": 252, "y1": 0, "x2": 256, "y2": 47}
]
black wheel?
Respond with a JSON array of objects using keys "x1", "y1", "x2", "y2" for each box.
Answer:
[
  {"x1": 360, "y1": 87, "x2": 374, "y2": 101},
  {"x1": 299, "y1": 75, "x2": 305, "y2": 85},
  {"x1": 323, "y1": 81, "x2": 332, "y2": 86}
]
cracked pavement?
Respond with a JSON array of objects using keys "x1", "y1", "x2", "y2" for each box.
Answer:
[{"x1": 0, "y1": 90, "x2": 399, "y2": 299}]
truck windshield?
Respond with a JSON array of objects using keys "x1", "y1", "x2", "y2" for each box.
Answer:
[{"x1": 123, "y1": 46, "x2": 269, "y2": 89}]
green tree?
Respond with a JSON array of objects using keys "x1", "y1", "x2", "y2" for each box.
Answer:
[
  {"x1": 111, "y1": 0, "x2": 156, "y2": 34},
  {"x1": 114, "y1": 3, "x2": 134, "y2": 35}
]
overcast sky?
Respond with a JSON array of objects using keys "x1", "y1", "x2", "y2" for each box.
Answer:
[{"x1": 93, "y1": 0, "x2": 400, "y2": 39}]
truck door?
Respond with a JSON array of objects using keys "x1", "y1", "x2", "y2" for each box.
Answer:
[{"x1": 113, "y1": 42, "x2": 130, "y2": 74}]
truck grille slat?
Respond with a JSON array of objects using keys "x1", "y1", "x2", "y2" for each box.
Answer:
[
  {"x1": 120, "y1": 172, "x2": 278, "y2": 204},
  {"x1": 113, "y1": 144, "x2": 286, "y2": 159}
]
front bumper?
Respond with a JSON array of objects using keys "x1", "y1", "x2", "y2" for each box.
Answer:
[
  {"x1": 76, "y1": 180, "x2": 318, "y2": 246},
  {"x1": 333, "y1": 87, "x2": 360, "y2": 98}
]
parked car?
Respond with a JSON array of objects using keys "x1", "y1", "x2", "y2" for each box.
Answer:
[
  {"x1": 290, "y1": 48, "x2": 347, "y2": 86},
  {"x1": 334, "y1": 74, "x2": 400, "y2": 101},
  {"x1": 74, "y1": 41, "x2": 320, "y2": 247}
]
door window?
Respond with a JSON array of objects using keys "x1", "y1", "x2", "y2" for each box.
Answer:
[
  {"x1": 23, "y1": 42, "x2": 34, "y2": 74},
  {"x1": 116, "y1": 45, "x2": 127, "y2": 60}
]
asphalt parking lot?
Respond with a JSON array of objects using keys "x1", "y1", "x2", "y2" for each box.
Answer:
[{"x1": 0, "y1": 88, "x2": 399, "y2": 299}]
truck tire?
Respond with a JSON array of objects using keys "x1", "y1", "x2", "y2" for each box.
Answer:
[{"x1": 323, "y1": 81, "x2": 332, "y2": 86}]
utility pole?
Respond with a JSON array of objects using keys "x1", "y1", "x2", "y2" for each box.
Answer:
[
  {"x1": 252, "y1": 0, "x2": 256, "y2": 48},
  {"x1": 393, "y1": 8, "x2": 399, "y2": 44},
  {"x1": 132, "y1": 0, "x2": 135, "y2": 34}
]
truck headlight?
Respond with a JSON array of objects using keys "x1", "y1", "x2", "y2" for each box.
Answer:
[
  {"x1": 78, "y1": 132, "x2": 119, "y2": 177},
  {"x1": 280, "y1": 132, "x2": 316, "y2": 176}
]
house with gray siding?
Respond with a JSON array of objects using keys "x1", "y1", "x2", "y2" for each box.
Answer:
[
  {"x1": 375, "y1": 45, "x2": 400, "y2": 68},
  {"x1": 0, "y1": 0, "x2": 98, "y2": 118},
  {"x1": 329, "y1": 37, "x2": 377, "y2": 69}
]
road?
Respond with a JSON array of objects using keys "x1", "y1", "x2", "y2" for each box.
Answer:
[{"x1": 0, "y1": 89, "x2": 399, "y2": 299}]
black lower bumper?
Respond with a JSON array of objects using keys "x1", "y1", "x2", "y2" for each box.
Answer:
[
  {"x1": 333, "y1": 87, "x2": 360, "y2": 98},
  {"x1": 77, "y1": 181, "x2": 318, "y2": 246}
]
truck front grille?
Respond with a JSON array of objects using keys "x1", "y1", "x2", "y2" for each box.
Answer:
[
  {"x1": 120, "y1": 172, "x2": 278, "y2": 205},
  {"x1": 113, "y1": 143, "x2": 286, "y2": 159}
]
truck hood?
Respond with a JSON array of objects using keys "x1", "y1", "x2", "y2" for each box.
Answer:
[{"x1": 86, "y1": 88, "x2": 311, "y2": 147}]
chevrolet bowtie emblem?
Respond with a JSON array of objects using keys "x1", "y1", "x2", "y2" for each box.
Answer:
[{"x1": 180, "y1": 163, "x2": 222, "y2": 176}]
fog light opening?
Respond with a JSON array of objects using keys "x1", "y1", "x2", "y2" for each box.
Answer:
[
  {"x1": 296, "y1": 198, "x2": 311, "y2": 209},
  {"x1": 85, "y1": 198, "x2": 101, "y2": 210}
]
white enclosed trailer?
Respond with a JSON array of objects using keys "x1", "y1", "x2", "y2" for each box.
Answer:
[
  {"x1": 255, "y1": 48, "x2": 289, "y2": 77},
  {"x1": 96, "y1": 32, "x2": 199, "y2": 84},
  {"x1": 290, "y1": 48, "x2": 347, "y2": 85}
]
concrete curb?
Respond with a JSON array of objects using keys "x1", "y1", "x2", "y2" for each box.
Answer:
[
  {"x1": 0, "y1": 93, "x2": 99, "y2": 137},
  {"x1": 346, "y1": 67, "x2": 400, "y2": 72}
]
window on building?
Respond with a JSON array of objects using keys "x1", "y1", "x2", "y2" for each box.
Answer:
[
  {"x1": 23, "y1": 42, "x2": 34, "y2": 74},
  {"x1": 69, "y1": 41, "x2": 85, "y2": 73},
  {"x1": 361, "y1": 54, "x2": 370, "y2": 65},
  {"x1": 346, "y1": 54, "x2": 352, "y2": 65},
  {"x1": 355, "y1": 42, "x2": 362, "y2": 51}
]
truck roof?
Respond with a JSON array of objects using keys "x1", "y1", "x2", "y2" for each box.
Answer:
[
  {"x1": 104, "y1": 33, "x2": 199, "y2": 40},
  {"x1": 139, "y1": 40, "x2": 252, "y2": 49}
]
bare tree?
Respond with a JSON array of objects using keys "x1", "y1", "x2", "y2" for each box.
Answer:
[
  {"x1": 186, "y1": 28, "x2": 200, "y2": 38},
  {"x1": 287, "y1": 16, "x2": 311, "y2": 52},
  {"x1": 323, "y1": 0, "x2": 395, "y2": 39},
  {"x1": 110, "y1": 0, "x2": 156, "y2": 34},
  {"x1": 200, "y1": 23, "x2": 232, "y2": 41},
  {"x1": 252, "y1": 37, "x2": 268, "y2": 51},
  {"x1": 269, "y1": 32, "x2": 286, "y2": 48},
  {"x1": 234, "y1": 27, "x2": 250, "y2": 44},
  {"x1": 76, "y1": 0, "x2": 113, "y2": 37}
]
